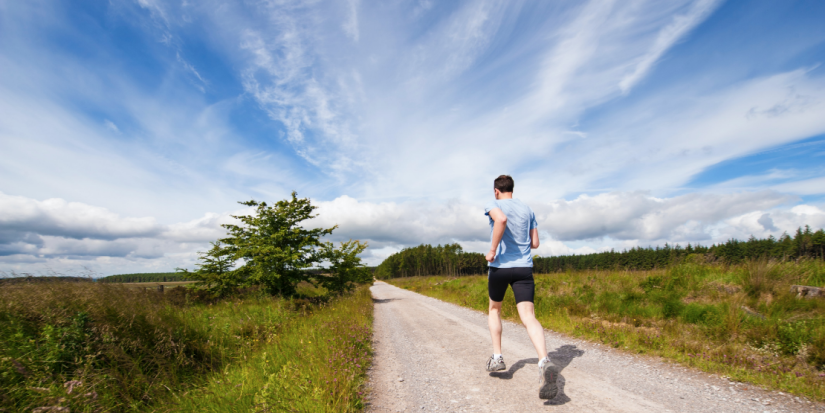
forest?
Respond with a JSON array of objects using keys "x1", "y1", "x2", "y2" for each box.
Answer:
[
  {"x1": 375, "y1": 226, "x2": 825, "y2": 278},
  {"x1": 98, "y1": 272, "x2": 194, "y2": 283}
]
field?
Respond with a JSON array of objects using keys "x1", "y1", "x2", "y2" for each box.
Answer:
[
  {"x1": 120, "y1": 281, "x2": 200, "y2": 289},
  {"x1": 388, "y1": 260, "x2": 825, "y2": 400},
  {"x1": 0, "y1": 281, "x2": 373, "y2": 412}
]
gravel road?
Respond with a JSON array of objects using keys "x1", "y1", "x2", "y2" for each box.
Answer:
[{"x1": 366, "y1": 281, "x2": 823, "y2": 413}]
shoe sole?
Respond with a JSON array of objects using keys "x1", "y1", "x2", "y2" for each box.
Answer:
[{"x1": 538, "y1": 363, "x2": 558, "y2": 400}]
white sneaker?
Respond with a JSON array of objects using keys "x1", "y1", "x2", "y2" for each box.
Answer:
[
  {"x1": 538, "y1": 357, "x2": 558, "y2": 399},
  {"x1": 486, "y1": 355, "x2": 506, "y2": 372}
]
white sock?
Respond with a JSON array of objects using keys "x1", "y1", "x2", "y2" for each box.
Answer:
[
  {"x1": 493, "y1": 353, "x2": 502, "y2": 360},
  {"x1": 539, "y1": 357, "x2": 549, "y2": 368}
]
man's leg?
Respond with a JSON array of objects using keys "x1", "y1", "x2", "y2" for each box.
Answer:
[
  {"x1": 488, "y1": 299, "x2": 503, "y2": 355},
  {"x1": 513, "y1": 275, "x2": 558, "y2": 400},
  {"x1": 516, "y1": 301, "x2": 547, "y2": 360}
]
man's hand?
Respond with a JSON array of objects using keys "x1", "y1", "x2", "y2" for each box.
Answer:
[{"x1": 486, "y1": 250, "x2": 496, "y2": 263}]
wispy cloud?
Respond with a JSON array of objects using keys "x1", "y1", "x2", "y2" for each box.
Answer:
[
  {"x1": 619, "y1": 0, "x2": 723, "y2": 93},
  {"x1": 342, "y1": 0, "x2": 360, "y2": 42}
]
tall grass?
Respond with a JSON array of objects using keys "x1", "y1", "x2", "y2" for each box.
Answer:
[
  {"x1": 166, "y1": 287, "x2": 373, "y2": 412},
  {"x1": 388, "y1": 260, "x2": 825, "y2": 400},
  {"x1": 0, "y1": 281, "x2": 373, "y2": 412}
]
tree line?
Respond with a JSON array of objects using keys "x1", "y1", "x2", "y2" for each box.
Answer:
[
  {"x1": 98, "y1": 273, "x2": 194, "y2": 283},
  {"x1": 375, "y1": 226, "x2": 825, "y2": 278},
  {"x1": 374, "y1": 243, "x2": 488, "y2": 279}
]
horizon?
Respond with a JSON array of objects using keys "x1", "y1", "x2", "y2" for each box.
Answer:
[{"x1": 1, "y1": 0, "x2": 825, "y2": 275}]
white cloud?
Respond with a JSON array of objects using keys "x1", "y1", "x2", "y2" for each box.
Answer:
[
  {"x1": 307, "y1": 190, "x2": 809, "y2": 252},
  {"x1": 0, "y1": 189, "x2": 821, "y2": 273},
  {"x1": 619, "y1": 0, "x2": 722, "y2": 93},
  {"x1": 0, "y1": 192, "x2": 162, "y2": 240},
  {"x1": 163, "y1": 210, "x2": 247, "y2": 243},
  {"x1": 308, "y1": 195, "x2": 488, "y2": 245},
  {"x1": 772, "y1": 176, "x2": 825, "y2": 195},
  {"x1": 342, "y1": 0, "x2": 360, "y2": 42},
  {"x1": 0, "y1": 192, "x2": 246, "y2": 273},
  {"x1": 532, "y1": 190, "x2": 796, "y2": 241},
  {"x1": 104, "y1": 119, "x2": 120, "y2": 133}
]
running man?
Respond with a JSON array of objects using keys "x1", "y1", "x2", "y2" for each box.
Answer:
[{"x1": 484, "y1": 175, "x2": 558, "y2": 400}]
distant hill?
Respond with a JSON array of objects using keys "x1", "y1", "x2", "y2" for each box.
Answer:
[{"x1": 99, "y1": 272, "x2": 195, "y2": 283}]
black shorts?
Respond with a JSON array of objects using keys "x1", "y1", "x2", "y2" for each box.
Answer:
[{"x1": 488, "y1": 267, "x2": 534, "y2": 303}]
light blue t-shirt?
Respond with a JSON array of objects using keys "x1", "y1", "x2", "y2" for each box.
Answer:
[{"x1": 485, "y1": 198, "x2": 538, "y2": 268}]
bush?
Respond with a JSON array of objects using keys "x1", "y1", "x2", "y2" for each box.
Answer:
[
  {"x1": 777, "y1": 321, "x2": 813, "y2": 356},
  {"x1": 661, "y1": 296, "x2": 685, "y2": 319},
  {"x1": 681, "y1": 303, "x2": 721, "y2": 326}
]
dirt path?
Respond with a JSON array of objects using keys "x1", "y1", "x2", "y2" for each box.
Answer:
[{"x1": 367, "y1": 281, "x2": 822, "y2": 412}]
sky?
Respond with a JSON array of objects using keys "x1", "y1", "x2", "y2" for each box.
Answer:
[{"x1": 1, "y1": 0, "x2": 824, "y2": 276}]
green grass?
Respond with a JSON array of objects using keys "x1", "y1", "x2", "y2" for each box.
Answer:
[
  {"x1": 0, "y1": 281, "x2": 373, "y2": 412},
  {"x1": 165, "y1": 287, "x2": 373, "y2": 412},
  {"x1": 387, "y1": 260, "x2": 825, "y2": 401}
]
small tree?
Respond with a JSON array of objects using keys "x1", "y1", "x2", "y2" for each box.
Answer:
[
  {"x1": 178, "y1": 241, "x2": 240, "y2": 297},
  {"x1": 221, "y1": 192, "x2": 336, "y2": 296},
  {"x1": 319, "y1": 240, "x2": 372, "y2": 294}
]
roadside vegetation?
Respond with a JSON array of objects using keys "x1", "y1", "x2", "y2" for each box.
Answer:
[
  {"x1": 1, "y1": 192, "x2": 374, "y2": 412},
  {"x1": 0, "y1": 281, "x2": 372, "y2": 412},
  {"x1": 388, "y1": 259, "x2": 825, "y2": 401}
]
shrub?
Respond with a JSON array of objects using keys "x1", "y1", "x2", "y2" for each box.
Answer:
[
  {"x1": 681, "y1": 303, "x2": 721, "y2": 326},
  {"x1": 661, "y1": 296, "x2": 685, "y2": 319}
]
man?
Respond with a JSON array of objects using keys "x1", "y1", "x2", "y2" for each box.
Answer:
[{"x1": 484, "y1": 175, "x2": 558, "y2": 400}]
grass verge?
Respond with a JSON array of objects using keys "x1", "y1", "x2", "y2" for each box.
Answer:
[
  {"x1": 1, "y1": 281, "x2": 372, "y2": 412},
  {"x1": 387, "y1": 260, "x2": 825, "y2": 401},
  {"x1": 165, "y1": 286, "x2": 373, "y2": 412}
]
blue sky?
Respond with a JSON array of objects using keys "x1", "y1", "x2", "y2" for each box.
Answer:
[{"x1": 1, "y1": 0, "x2": 824, "y2": 274}]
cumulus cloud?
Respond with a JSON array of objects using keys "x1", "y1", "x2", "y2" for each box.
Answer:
[
  {"x1": 0, "y1": 192, "x2": 162, "y2": 241},
  {"x1": 0, "y1": 189, "x2": 822, "y2": 272},
  {"x1": 533, "y1": 190, "x2": 797, "y2": 241},
  {"x1": 163, "y1": 210, "x2": 248, "y2": 243},
  {"x1": 0, "y1": 192, "x2": 244, "y2": 265},
  {"x1": 308, "y1": 190, "x2": 809, "y2": 251},
  {"x1": 308, "y1": 196, "x2": 488, "y2": 246}
]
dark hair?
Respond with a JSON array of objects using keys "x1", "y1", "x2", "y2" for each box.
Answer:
[{"x1": 494, "y1": 175, "x2": 514, "y2": 193}]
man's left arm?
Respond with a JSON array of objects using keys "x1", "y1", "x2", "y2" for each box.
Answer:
[{"x1": 530, "y1": 228, "x2": 540, "y2": 249}]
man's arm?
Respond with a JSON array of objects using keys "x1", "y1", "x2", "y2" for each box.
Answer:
[
  {"x1": 530, "y1": 228, "x2": 539, "y2": 249},
  {"x1": 486, "y1": 208, "x2": 507, "y2": 263}
]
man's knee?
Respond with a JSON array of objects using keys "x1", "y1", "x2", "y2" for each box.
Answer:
[
  {"x1": 516, "y1": 301, "x2": 536, "y2": 318},
  {"x1": 489, "y1": 300, "x2": 502, "y2": 312}
]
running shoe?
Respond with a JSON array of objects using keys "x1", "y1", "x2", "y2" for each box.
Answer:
[
  {"x1": 486, "y1": 355, "x2": 506, "y2": 372},
  {"x1": 538, "y1": 357, "x2": 558, "y2": 399}
]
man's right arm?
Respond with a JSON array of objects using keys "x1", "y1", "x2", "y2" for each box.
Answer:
[
  {"x1": 530, "y1": 228, "x2": 540, "y2": 249},
  {"x1": 486, "y1": 208, "x2": 507, "y2": 262}
]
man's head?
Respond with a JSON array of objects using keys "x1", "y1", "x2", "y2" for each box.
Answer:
[{"x1": 494, "y1": 175, "x2": 514, "y2": 199}]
